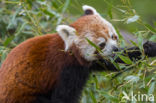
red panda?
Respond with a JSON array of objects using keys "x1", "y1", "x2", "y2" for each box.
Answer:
[{"x1": 0, "y1": 5, "x2": 156, "y2": 103}]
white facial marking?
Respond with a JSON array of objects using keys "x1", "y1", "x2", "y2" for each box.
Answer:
[
  {"x1": 74, "y1": 33, "x2": 97, "y2": 61},
  {"x1": 56, "y1": 25, "x2": 77, "y2": 51},
  {"x1": 97, "y1": 37, "x2": 106, "y2": 45},
  {"x1": 80, "y1": 44, "x2": 96, "y2": 61},
  {"x1": 101, "y1": 39, "x2": 117, "y2": 56}
]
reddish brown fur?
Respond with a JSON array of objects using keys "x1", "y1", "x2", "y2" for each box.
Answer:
[
  {"x1": 71, "y1": 15, "x2": 110, "y2": 41},
  {"x1": 0, "y1": 14, "x2": 110, "y2": 103},
  {"x1": 0, "y1": 34, "x2": 87, "y2": 103}
]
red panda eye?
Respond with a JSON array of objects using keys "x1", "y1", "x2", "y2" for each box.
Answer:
[
  {"x1": 99, "y1": 42, "x2": 106, "y2": 49},
  {"x1": 112, "y1": 35, "x2": 117, "y2": 40}
]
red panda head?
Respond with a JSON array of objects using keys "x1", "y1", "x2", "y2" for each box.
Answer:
[{"x1": 56, "y1": 5, "x2": 118, "y2": 62}]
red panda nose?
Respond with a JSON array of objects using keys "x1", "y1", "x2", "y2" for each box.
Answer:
[{"x1": 112, "y1": 46, "x2": 118, "y2": 52}]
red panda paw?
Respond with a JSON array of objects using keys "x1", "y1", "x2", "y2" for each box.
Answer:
[{"x1": 143, "y1": 41, "x2": 156, "y2": 57}]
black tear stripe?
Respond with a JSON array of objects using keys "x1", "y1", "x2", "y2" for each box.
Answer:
[{"x1": 50, "y1": 65, "x2": 90, "y2": 103}]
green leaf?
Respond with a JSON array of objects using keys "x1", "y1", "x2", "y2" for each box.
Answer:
[
  {"x1": 130, "y1": 40, "x2": 138, "y2": 47},
  {"x1": 148, "y1": 81, "x2": 155, "y2": 94},
  {"x1": 154, "y1": 21, "x2": 156, "y2": 27},
  {"x1": 137, "y1": 32, "x2": 143, "y2": 50},
  {"x1": 115, "y1": 27, "x2": 124, "y2": 40},
  {"x1": 109, "y1": 57, "x2": 121, "y2": 70},
  {"x1": 15, "y1": 22, "x2": 27, "y2": 36},
  {"x1": 108, "y1": 5, "x2": 113, "y2": 19},
  {"x1": 89, "y1": 91, "x2": 97, "y2": 103},
  {"x1": 117, "y1": 8, "x2": 126, "y2": 13},
  {"x1": 42, "y1": 9, "x2": 55, "y2": 17},
  {"x1": 1, "y1": 51, "x2": 8, "y2": 62},
  {"x1": 3, "y1": 36, "x2": 15, "y2": 47},
  {"x1": 149, "y1": 35, "x2": 156, "y2": 41},
  {"x1": 115, "y1": 27, "x2": 126, "y2": 47},
  {"x1": 92, "y1": 75, "x2": 99, "y2": 89},
  {"x1": 37, "y1": 1, "x2": 47, "y2": 5},
  {"x1": 3, "y1": 1, "x2": 20, "y2": 4},
  {"x1": 86, "y1": 38, "x2": 102, "y2": 53},
  {"x1": 7, "y1": 6, "x2": 22, "y2": 29},
  {"x1": 144, "y1": 24, "x2": 156, "y2": 34},
  {"x1": 118, "y1": 55, "x2": 132, "y2": 65},
  {"x1": 124, "y1": 75, "x2": 140, "y2": 83},
  {"x1": 46, "y1": 5, "x2": 60, "y2": 17},
  {"x1": 99, "y1": 91, "x2": 119, "y2": 102},
  {"x1": 126, "y1": 15, "x2": 139, "y2": 24},
  {"x1": 57, "y1": 0, "x2": 70, "y2": 25},
  {"x1": 52, "y1": 2, "x2": 59, "y2": 8},
  {"x1": 150, "y1": 60, "x2": 156, "y2": 66}
]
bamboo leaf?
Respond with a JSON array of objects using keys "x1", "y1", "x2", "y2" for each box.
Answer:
[
  {"x1": 3, "y1": 36, "x2": 15, "y2": 47},
  {"x1": 148, "y1": 81, "x2": 155, "y2": 94},
  {"x1": 89, "y1": 91, "x2": 97, "y2": 103},
  {"x1": 126, "y1": 15, "x2": 139, "y2": 24},
  {"x1": 86, "y1": 38, "x2": 102, "y2": 53},
  {"x1": 124, "y1": 75, "x2": 140, "y2": 83},
  {"x1": 118, "y1": 55, "x2": 132, "y2": 65},
  {"x1": 144, "y1": 24, "x2": 156, "y2": 34}
]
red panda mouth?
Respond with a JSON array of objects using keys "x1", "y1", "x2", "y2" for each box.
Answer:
[{"x1": 94, "y1": 50, "x2": 105, "y2": 59}]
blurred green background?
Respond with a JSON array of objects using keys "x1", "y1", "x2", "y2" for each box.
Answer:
[{"x1": 0, "y1": 0, "x2": 156, "y2": 103}]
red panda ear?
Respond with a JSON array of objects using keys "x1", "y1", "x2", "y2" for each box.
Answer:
[
  {"x1": 82, "y1": 5, "x2": 99, "y2": 16},
  {"x1": 56, "y1": 25, "x2": 77, "y2": 51}
]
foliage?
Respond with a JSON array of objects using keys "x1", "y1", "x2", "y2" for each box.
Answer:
[{"x1": 0, "y1": 0, "x2": 156, "y2": 103}]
